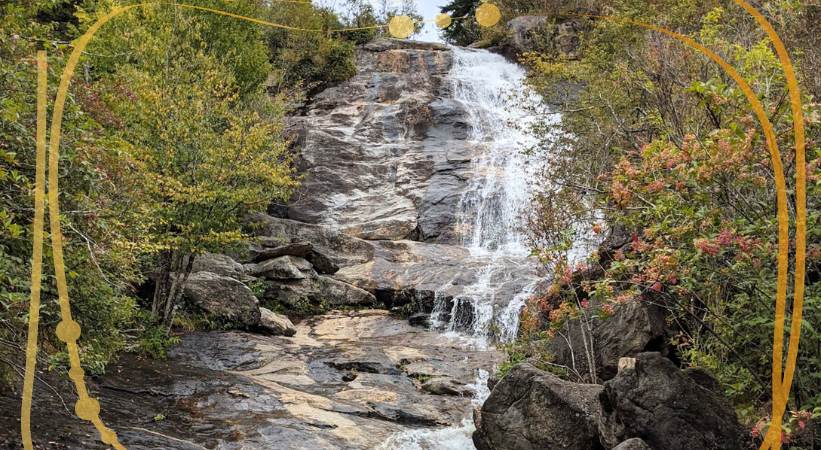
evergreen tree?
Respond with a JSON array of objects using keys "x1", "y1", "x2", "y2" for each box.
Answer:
[{"x1": 441, "y1": 0, "x2": 481, "y2": 45}]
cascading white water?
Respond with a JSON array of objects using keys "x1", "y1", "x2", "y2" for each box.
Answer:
[
  {"x1": 381, "y1": 47, "x2": 553, "y2": 450},
  {"x1": 430, "y1": 47, "x2": 546, "y2": 347}
]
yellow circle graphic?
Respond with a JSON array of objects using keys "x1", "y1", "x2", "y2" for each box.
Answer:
[
  {"x1": 475, "y1": 3, "x2": 501, "y2": 27},
  {"x1": 435, "y1": 13, "x2": 452, "y2": 29},
  {"x1": 388, "y1": 15, "x2": 415, "y2": 39}
]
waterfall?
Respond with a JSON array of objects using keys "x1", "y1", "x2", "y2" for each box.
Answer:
[
  {"x1": 381, "y1": 47, "x2": 552, "y2": 450},
  {"x1": 430, "y1": 47, "x2": 547, "y2": 348}
]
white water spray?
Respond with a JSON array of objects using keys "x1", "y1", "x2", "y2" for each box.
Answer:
[
  {"x1": 382, "y1": 47, "x2": 554, "y2": 450},
  {"x1": 430, "y1": 47, "x2": 548, "y2": 347}
]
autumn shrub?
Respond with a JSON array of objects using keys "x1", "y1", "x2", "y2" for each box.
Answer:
[{"x1": 506, "y1": 0, "x2": 819, "y2": 439}]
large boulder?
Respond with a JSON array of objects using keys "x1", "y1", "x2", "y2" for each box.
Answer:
[
  {"x1": 548, "y1": 300, "x2": 671, "y2": 382},
  {"x1": 473, "y1": 363, "x2": 604, "y2": 450},
  {"x1": 183, "y1": 272, "x2": 260, "y2": 326},
  {"x1": 504, "y1": 16, "x2": 549, "y2": 54},
  {"x1": 246, "y1": 255, "x2": 314, "y2": 280},
  {"x1": 599, "y1": 352, "x2": 746, "y2": 450},
  {"x1": 190, "y1": 253, "x2": 246, "y2": 280},
  {"x1": 262, "y1": 275, "x2": 376, "y2": 311},
  {"x1": 499, "y1": 16, "x2": 590, "y2": 59}
]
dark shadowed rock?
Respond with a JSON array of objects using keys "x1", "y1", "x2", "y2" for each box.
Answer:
[
  {"x1": 183, "y1": 272, "x2": 260, "y2": 326},
  {"x1": 548, "y1": 300, "x2": 671, "y2": 382},
  {"x1": 599, "y1": 352, "x2": 746, "y2": 450},
  {"x1": 250, "y1": 241, "x2": 312, "y2": 261},
  {"x1": 473, "y1": 363, "x2": 604, "y2": 450},
  {"x1": 408, "y1": 312, "x2": 430, "y2": 327},
  {"x1": 250, "y1": 240, "x2": 340, "y2": 275},
  {"x1": 262, "y1": 274, "x2": 376, "y2": 309}
]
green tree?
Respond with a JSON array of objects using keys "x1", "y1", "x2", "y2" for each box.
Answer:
[
  {"x1": 90, "y1": 5, "x2": 298, "y2": 325},
  {"x1": 441, "y1": 0, "x2": 482, "y2": 45}
]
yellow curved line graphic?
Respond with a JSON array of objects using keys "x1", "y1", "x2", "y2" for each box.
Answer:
[
  {"x1": 21, "y1": 51, "x2": 49, "y2": 450},
  {"x1": 579, "y1": 12, "x2": 800, "y2": 449},
  {"x1": 728, "y1": 2, "x2": 806, "y2": 449}
]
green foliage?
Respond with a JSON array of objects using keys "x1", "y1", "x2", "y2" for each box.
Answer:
[
  {"x1": 496, "y1": 345, "x2": 526, "y2": 378},
  {"x1": 136, "y1": 318, "x2": 181, "y2": 359},
  {"x1": 513, "y1": 0, "x2": 820, "y2": 439},
  {"x1": 0, "y1": 0, "x2": 377, "y2": 380},
  {"x1": 440, "y1": 0, "x2": 481, "y2": 46},
  {"x1": 0, "y1": 0, "x2": 146, "y2": 378},
  {"x1": 265, "y1": 3, "x2": 357, "y2": 93}
]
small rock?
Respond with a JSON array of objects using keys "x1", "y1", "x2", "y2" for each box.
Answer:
[
  {"x1": 247, "y1": 256, "x2": 313, "y2": 280},
  {"x1": 256, "y1": 307, "x2": 297, "y2": 337},
  {"x1": 421, "y1": 378, "x2": 470, "y2": 396},
  {"x1": 408, "y1": 313, "x2": 430, "y2": 327}
]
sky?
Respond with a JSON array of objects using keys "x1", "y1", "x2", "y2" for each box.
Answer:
[
  {"x1": 318, "y1": 0, "x2": 449, "y2": 42},
  {"x1": 410, "y1": 0, "x2": 449, "y2": 42}
]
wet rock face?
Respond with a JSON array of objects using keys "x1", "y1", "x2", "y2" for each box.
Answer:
[
  {"x1": 335, "y1": 239, "x2": 541, "y2": 320},
  {"x1": 1, "y1": 311, "x2": 500, "y2": 449},
  {"x1": 286, "y1": 40, "x2": 476, "y2": 243}
]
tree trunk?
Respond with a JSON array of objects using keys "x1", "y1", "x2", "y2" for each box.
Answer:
[
  {"x1": 151, "y1": 250, "x2": 196, "y2": 327},
  {"x1": 151, "y1": 251, "x2": 173, "y2": 319},
  {"x1": 162, "y1": 253, "x2": 196, "y2": 326}
]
